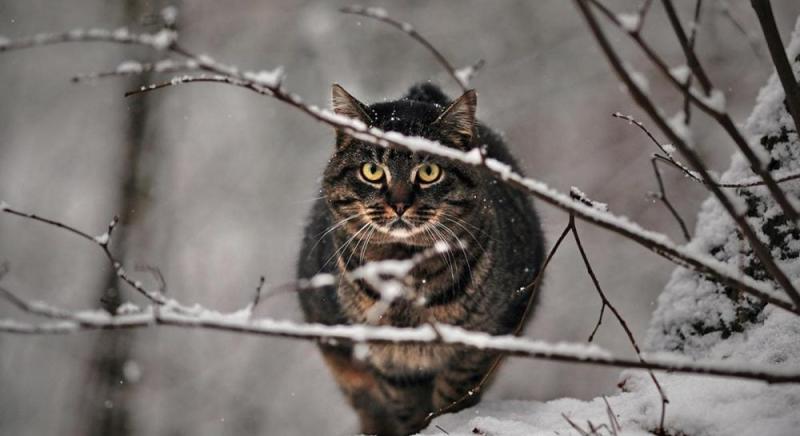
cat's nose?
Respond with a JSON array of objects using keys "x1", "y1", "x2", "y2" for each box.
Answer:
[
  {"x1": 387, "y1": 182, "x2": 413, "y2": 216},
  {"x1": 392, "y1": 203, "x2": 407, "y2": 216}
]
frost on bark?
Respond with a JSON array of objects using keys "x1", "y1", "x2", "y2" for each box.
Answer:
[{"x1": 647, "y1": 17, "x2": 800, "y2": 359}]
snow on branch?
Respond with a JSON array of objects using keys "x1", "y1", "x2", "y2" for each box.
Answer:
[
  {"x1": 584, "y1": 0, "x2": 800, "y2": 229},
  {"x1": 2, "y1": 6, "x2": 800, "y2": 404},
  {"x1": 577, "y1": 0, "x2": 800, "y2": 311},
  {"x1": 0, "y1": 8, "x2": 798, "y2": 316},
  {"x1": 1, "y1": 283, "x2": 799, "y2": 384}
]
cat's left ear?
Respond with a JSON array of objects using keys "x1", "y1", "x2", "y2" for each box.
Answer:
[{"x1": 433, "y1": 89, "x2": 477, "y2": 148}]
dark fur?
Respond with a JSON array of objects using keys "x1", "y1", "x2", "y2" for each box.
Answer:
[{"x1": 297, "y1": 83, "x2": 544, "y2": 435}]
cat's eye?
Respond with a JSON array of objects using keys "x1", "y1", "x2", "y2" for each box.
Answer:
[
  {"x1": 417, "y1": 163, "x2": 442, "y2": 184},
  {"x1": 361, "y1": 162, "x2": 385, "y2": 182}
]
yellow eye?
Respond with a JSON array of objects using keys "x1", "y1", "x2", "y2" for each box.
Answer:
[
  {"x1": 417, "y1": 163, "x2": 442, "y2": 183},
  {"x1": 361, "y1": 162, "x2": 385, "y2": 182}
]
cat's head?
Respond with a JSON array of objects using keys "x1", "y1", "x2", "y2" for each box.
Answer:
[{"x1": 322, "y1": 84, "x2": 483, "y2": 247}]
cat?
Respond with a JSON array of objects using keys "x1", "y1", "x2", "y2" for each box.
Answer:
[{"x1": 297, "y1": 82, "x2": 545, "y2": 436}]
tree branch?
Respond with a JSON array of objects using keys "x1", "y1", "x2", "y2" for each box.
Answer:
[
  {"x1": 576, "y1": 0, "x2": 800, "y2": 311},
  {"x1": 751, "y1": 0, "x2": 800, "y2": 135},
  {"x1": 340, "y1": 5, "x2": 484, "y2": 91}
]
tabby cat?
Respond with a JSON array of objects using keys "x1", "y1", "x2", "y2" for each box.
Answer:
[{"x1": 297, "y1": 83, "x2": 544, "y2": 436}]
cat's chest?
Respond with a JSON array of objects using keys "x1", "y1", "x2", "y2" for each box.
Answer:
[{"x1": 335, "y1": 279, "x2": 468, "y2": 327}]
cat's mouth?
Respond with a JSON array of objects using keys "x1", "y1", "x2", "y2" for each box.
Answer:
[{"x1": 371, "y1": 216, "x2": 428, "y2": 241}]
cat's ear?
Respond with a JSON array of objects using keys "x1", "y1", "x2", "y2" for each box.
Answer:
[
  {"x1": 433, "y1": 89, "x2": 476, "y2": 148},
  {"x1": 332, "y1": 84, "x2": 373, "y2": 125}
]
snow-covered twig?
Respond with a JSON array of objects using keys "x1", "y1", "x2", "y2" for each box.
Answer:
[
  {"x1": 340, "y1": 5, "x2": 483, "y2": 91},
  {"x1": 585, "y1": 0, "x2": 800, "y2": 228},
  {"x1": 0, "y1": 206, "x2": 166, "y2": 306},
  {"x1": 3, "y1": 21, "x2": 800, "y2": 315},
  {"x1": 577, "y1": 0, "x2": 800, "y2": 311},
  {"x1": 614, "y1": 112, "x2": 800, "y2": 189},
  {"x1": 1, "y1": 284, "x2": 799, "y2": 384},
  {"x1": 751, "y1": 0, "x2": 800, "y2": 135},
  {"x1": 72, "y1": 58, "x2": 199, "y2": 82}
]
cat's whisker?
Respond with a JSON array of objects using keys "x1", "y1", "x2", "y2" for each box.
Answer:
[
  {"x1": 321, "y1": 222, "x2": 371, "y2": 272},
  {"x1": 433, "y1": 221, "x2": 472, "y2": 281},
  {"x1": 440, "y1": 215, "x2": 487, "y2": 254},
  {"x1": 428, "y1": 224, "x2": 456, "y2": 283},
  {"x1": 307, "y1": 214, "x2": 361, "y2": 259},
  {"x1": 359, "y1": 226, "x2": 376, "y2": 263}
]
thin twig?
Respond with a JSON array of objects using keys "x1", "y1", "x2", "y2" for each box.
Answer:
[
  {"x1": 1, "y1": 207, "x2": 166, "y2": 305},
  {"x1": 682, "y1": 0, "x2": 704, "y2": 124},
  {"x1": 717, "y1": 0, "x2": 764, "y2": 60},
  {"x1": 577, "y1": 0, "x2": 800, "y2": 311},
  {"x1": 650, "y1": 157, "x2": 692, "y2": 242},
  {"x1": 571, "y1": 215, "x2": 669, "y2": 435},
  {"x1": 1, "y1": 15, "x2": 798, "y2": 313},
  {"x1": 340, "y1": 5, "x2": 483, "y2": 91},
  {"x1": 423, "y1": 220, "x2": 573, "y2": 424},
  {"x1": 1, "y1": 283, "x2": 800, "y2": 384},
  {"x1": 661, "y1": 0, "x2": 712, "y2": 94},
  {"x1": 613, "y1": 112, "x2": 800, "y2": 188},
  {"x1": 588, "y1": 0, "x2": 800, "y2": 227}
]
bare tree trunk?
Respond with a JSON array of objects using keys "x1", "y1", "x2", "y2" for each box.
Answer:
[{"x1": 76, "y1": 2, "x2": 166, "y2": 434}]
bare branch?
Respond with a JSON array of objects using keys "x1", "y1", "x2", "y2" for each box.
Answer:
[
  {"x1": 587, "y1": 0, "x2": 800, "y2": 226},
  {"x1": 1, "y1": 206, "x2": 165, "y2": 305},
  {"x1": 424, "y1": 219, "x2": 573, "y2": 424},
  {"x1": 661, "y1": 0, "x2": 713, "y2": 94},
  {"x1": 571, "y1": 215, "x2": 668, "y2": 434},
  {"x1": 717, "y1": 0, "x2": 764, "y2": 60},
  {"x1": 650, "y1": 157, "x2": 692, "y2": 242},
  {"x1": 340, "y1": 5, "x2": 483, "y2": 91},
  {"x1": 0, "y1": 20, "x2": 797, "y2": 315},
  {"x1": 576, "y1": 0, "x2": 800, "y2": 311},
  {"x1": 751, "y1": 0, "x2": 800, "y2": 135}
]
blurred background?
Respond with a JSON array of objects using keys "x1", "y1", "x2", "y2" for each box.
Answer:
[{"x1": 1, "y1": 1, "x2": 798, "y2": 435}]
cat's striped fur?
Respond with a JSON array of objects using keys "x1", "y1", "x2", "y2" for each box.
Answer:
[{"x1": 297, "y1": 83, "x2": 544, "y2": 435}]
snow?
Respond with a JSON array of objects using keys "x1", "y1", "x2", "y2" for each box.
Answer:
[
  {"x1": 704, "y1": 89, "x2": 727, "y2": 113},
  {"x1": 122, "y1": 360, "x2": 142, "y2": 383},
  {"x1": 115, "y1": 60, "x2": 143, "y2": 74},
  {"x1": 670, "y1": 64, "x2": 690, "y2": 84},
  {"x1": 421, "y1": 14, "x2": 800, "y2": 436},
  {"x1": 143, "y1": 29, "x2": 176, "y2": 50},
  {"x1": 160, "y1": 6, "x2": 178, "y2": 26},
  {"x1": 617, "y1": 13, "x2": 641, "y2": 32},
  {"x1": 243, "y1": 66, "x2": 284, "y2": 88},
  {"x1": 667, "y1": 111, "x2": 692, "y2": 146},
  {"x1": 454, "y1": 65, "x2": 475, "y2": 88},
  {"x1": 570, "y1": 186, "x2": 609, "y2": 212},
  {"x1": 625, "y1": 65, "x2": 649, "y2": 94},
  {"x1": 93, "y1": 232, "x2": 109, "y2": 245}
]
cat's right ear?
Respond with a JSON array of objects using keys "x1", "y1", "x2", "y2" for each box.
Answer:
[
  {"x1": 332, "y1": 84, "x2": 373, "y2": 125},
  {"x1": 332, "y1": 84, "x2": 372, "y2": 149}
]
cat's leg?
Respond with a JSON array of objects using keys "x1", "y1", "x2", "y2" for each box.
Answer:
[
  {"x1": 371, "y1": 375, "x2": 434, "y2": 435},
  {"x1": 319, "y1": 346, "x2": 399, "y2": 435},
  {"x1": 431, "y1": 351, "x2": 499, "y2": 412}
]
